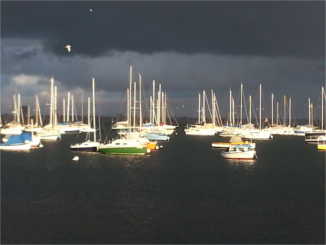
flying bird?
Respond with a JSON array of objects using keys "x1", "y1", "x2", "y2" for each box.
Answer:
[{"x1": 64, "y1": 44, "x2": 72, "y2": 53}]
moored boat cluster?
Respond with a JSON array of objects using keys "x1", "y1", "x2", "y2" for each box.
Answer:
[{"x1": 1, "y1": 66, "x2": 325, "y2": 157}]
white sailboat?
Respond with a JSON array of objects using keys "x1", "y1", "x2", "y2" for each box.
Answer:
[
  {"x1": 0, "y1": 94, "x2": 24, "y2": 135},
  {"x1": 240, "y1": 84, "x2": 272, "y2": 140},
  {"x1": 185, "y1": 90, "x2": 221, "y2": 136},
  {"x1": 38, "y1": 78, "x2": 61, "y2": 141},
  {"x1": 70, "y1": 78, "x2": 100, "y2": 151}
]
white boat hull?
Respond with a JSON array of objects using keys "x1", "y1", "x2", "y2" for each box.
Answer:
[
  {"x1": 0, "y1": 143, "x2": 32, "y2": 151},
  {"x1": 221, "y1": 150, "x2": 257, "y2": 159},
  {"x1": 70, "y1": 141, "x2": 100, "y2": 151},
  {"x1": 0, "y1": 127, "x2": 23, "y2": 135}
]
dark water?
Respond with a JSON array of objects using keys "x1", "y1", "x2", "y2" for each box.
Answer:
[{"x1": 1, "y1": 127, "x2": 325, "y2": 243}]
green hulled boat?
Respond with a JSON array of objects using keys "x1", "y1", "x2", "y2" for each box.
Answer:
[{"x1": 98, "y1": 138, "x2": 150, "y2": 155}]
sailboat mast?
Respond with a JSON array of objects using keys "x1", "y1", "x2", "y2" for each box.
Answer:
[
  {"x1": 259, "y1": 83, "x2": 262, "y2": 130},
  {"x1": 17, "y1": 94, "x2": 21, "y2": 124},
  {"x1": 20, "y1": 98, "x2": 24, "y2": 125},
  {"x1": 240, "y1": 83, "x2": 243, "y2": 125},
  {"x1": 13, "y1": 95, "x2": 17, "y2": 123},
  {"x1": 249, "y1": 95, "x2": 252, "y2": 124},
  {"x1": 229, "y1": 89, "x2": 232, "y2": 126},
  {"x1": 129, "y1": 65, "x2": 132, "y2": 127},
  {"x1": 202, "y1": 90, "x2": 206, "y2": 124},
  {"x1": 87, "y1": 97, "x2": 91, "y2": 128},
  {"x1": 81, "y1": 92, "x2": 84, "y2": 123},
  {"x1": 283, "y1": 95, "x2": 287, "y2": 126},
  {"x1": 311, "y1": 103, "x2": 314, "y2": 127},
  {"x1": 271, "y1": 93, "x2": 274, "y2": 126},
  {"x1": 35, "y1": 96, "x2": 38, "y2": 126},
  {"x1": 71, "y1": 94, "x2": 74, "y2": 122},
  {"x1": 322, "y1": 86, "x2": 324, "y2": 130},
  {"x1": 198, "y1": 93, "x2": 201, "y2": 124},
  {"x1": 308, "y1": 97, "x2": 311, "y2": 126},
  {"x1": 139, "y1": 73, "x2": 142, "y2": 129},
  {"x1": 161, "y1": 92, "x2": 165, "y2": 125},
  {"x1": 277, "y1": 101, "x2": 279, "y2": 125},
  {"x1": 288, "y1": 97, "x2": 291, "y2": 127},
  {"x1": 157, "y1": 83, "x2": 160, "y2": 125},
  {"x1": 27, "y1": 105, "x2": 30, "y2": 125},
  {"x1": 164, "y1": 92, "x2": 167, "y2": 125},
  {"x1": 63, "y1": 98, "x2": 66, "y2": 123},
  {"x1": 39, "y1": 97, "x2": 43, "y2": 126},
  {"x1": 211, "y1": 90, "x2": 215, "y2": 125},
  {"x1": 92, "y1": 78, "x2": 96, "y2": 142},
  {"x1": 50, "y1": 78, "x2": 54, "y2": 127},
  {"x1": 150, "y1": 96, "x2": 152, "y2": 123},
  {"x1": 232, "y1": 97, "x2": 235, "y2": 126},
  {"x1": 67, "y1": 92, "x2": 70, "y2": 122},
  {"x1": 54, "y1": 86, "x2": 58, "y2": 126},
  {"x1": 126, "y1": 88, "x2": 130, "y2": 125},
  {"x1": 152, "y1": 80, "x2": 155, "y2": 125},
  {"x1": 133, "y1": 82, "x2": 136, "y2": 128}
]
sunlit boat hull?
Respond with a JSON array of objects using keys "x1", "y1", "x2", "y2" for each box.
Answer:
[
  {"x1": 0, "y1": 143, "x2": 32, "y2": 151},
  {"x1": 221, "y1": 150, "x2": 257, "y2": 159},
  {"x1": 241, "y1": 131, "x2": 273, "y2": 140},
  {"x1": 317, "y1": 144, "x2": 326, "y2": 150},
  {"x1": 70, "y1": 141, "x2": 99, "y2": 152},
  {"x1": 0, "y1": 127, "x2": 23, "y2": 135},
  {"x1": 211, "y1": 142, "x2": 230, "y2": 148},
  {"x1": 212, "y1": 142, "x2": 256, "y2": 149}
]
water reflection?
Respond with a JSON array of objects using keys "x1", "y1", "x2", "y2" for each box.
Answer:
[{"x1": 225, "y1": 159, "x2": 256, "y2": 169}]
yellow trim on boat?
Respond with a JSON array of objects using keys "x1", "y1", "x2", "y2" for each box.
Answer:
[{"x1": 317, "y1": 144, "x2": 326, "y2": 150}]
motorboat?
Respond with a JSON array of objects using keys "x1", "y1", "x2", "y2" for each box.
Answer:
[{"x1": 221, "y1": 144, "x2": 257, "y2": 160}]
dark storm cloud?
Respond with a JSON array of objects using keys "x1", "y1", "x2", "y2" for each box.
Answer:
[{"x1": 2, "y1": 1, "x2": 324, "y2": 58}]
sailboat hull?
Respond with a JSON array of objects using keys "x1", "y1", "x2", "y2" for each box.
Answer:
[
  {"x1": 70, "y1": 146, "x2": 98, "y2": 152},
  {"x1": 221, "y1": 150, "x2": 257, "y2": 159},
  {"x1": 99, "y1": 147, "x2": 148, "y2": 155}
]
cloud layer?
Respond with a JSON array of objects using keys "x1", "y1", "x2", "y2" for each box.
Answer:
[
  {"x1": 2, "y1": 1, "x2": 324, "y2": 58},
  {"x1": 1, "y1": 38, "x2": 324, "y2": 119}
]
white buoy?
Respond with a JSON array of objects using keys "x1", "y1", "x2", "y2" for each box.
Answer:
[{"x1": 72, "y1": 155, "x2": 79, "y2": 161}]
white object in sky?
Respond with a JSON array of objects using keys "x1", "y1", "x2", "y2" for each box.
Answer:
[{"x1": 65, "y1": 44, "x2": 72, "y2": 53}]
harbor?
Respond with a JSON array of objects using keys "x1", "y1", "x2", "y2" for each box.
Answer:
[
  {"x1": 1, "y1": 1, "x2": 324, "y2": 244},
  {"x1": 2, "y1": 125, "x2": 324, "y2": 243}
]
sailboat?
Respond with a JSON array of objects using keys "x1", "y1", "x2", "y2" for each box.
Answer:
[
  {"x1": 38, "y1": 78, "x2": 61, "y2": 141},
  {"x1": 306, "y1": 86, "x2": 326, "y2": 143},
  {"x1": 98, "y1": 129, "x2": 152, "y2": 155},
  {"x1": 185, "y1": 90, "x2": 222, "y2": 136},
  {"x1": 0, "y1": 94, "x2": 24, "y2": 135},
  {"x1": 24, "y1": 95, "x2": 44, "y2": 133},
  {"x1": 0, "y1": 131, "x2": 41, "y2": 150},
  {"x1": 99, "y1": 67, "x2": 154, "y2": 155},
  {"x1": 240, "y1": 84, "x2": 273, "y2": 140},
  {"x1": 140, "y1": 79, "x2": 174, "y2": 139},
  {"x1": 70, "y1": 78, "x2": 100, "y2": 152}
]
